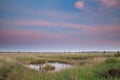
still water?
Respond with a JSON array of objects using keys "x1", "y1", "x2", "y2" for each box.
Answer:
[{"x1": 26, "y1": 62, "x2": 71, "y2": 72}]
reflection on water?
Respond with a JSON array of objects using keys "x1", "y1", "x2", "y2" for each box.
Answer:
[{"x1": 26, "y1": 62, "x2": 71, "y2": 71}]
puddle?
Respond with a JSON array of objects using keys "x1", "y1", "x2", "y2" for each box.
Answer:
[{"x1": 26, "y1": 62, "x2": 71, "y2": 72}]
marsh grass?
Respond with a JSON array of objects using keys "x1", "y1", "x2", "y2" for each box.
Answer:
[
  {"x1": 0, "y1": 52, "x2": 119, "y2": 80},
  {"x1": 114, "y1": 52, "x2": 120, "y2": 57}
]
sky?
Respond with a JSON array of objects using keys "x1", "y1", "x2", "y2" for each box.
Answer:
[{"x1": 0, "y1": 0, "x2": 120, "y2": 52}]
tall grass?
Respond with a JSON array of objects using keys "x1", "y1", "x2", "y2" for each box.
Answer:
[{"x1": 0, "y1": 53, "x2": 119, "y2": 80}]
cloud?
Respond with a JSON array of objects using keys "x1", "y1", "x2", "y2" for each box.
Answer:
[
  {"x1": 0, "y1": 29, "x2": 68, "y2": 44},
  {"x1": 1, "y1": 20, "x2": 120, "y2": 32},
  {"x1": 75, "y1": 1, "x2": 84, "y2": 9},
  {"x1": 1, "y1": 20, "x2": 120, "y2": 47},
  {"x1": 101, "y1": 0, "x2": 120, "y2": 8},
  {"x1": 0, "y1": 20, "x2": 90, "y2": 30},
  {"x1": 0, "y1": 29, "x2": 86, "y2": 47}
]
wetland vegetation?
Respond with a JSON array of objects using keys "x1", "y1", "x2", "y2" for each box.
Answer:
[{"x1": 0, "y1": 52, "x2": 120, "y2": 80}]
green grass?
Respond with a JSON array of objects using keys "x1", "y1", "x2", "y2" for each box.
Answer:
[{"x1": 0, "y1": 52, "x2": 119, "y2": 80}]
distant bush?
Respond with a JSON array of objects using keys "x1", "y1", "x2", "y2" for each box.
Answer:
[{"x1": 103, "y1": 51, "x2": 106, "y2": 53}]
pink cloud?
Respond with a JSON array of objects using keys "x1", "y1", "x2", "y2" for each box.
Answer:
[
  {"x1": 93, "y1": 38, "x2": 120, "y2": 45},
  {"x1": 0, "y1": 29, "x2": 81, "y2": 45},
  {"x1": 75, "y1": 1, "x2": 84, "y2": 9},
  {"x1": 0, "y1": 20, "x2": 91, "y2": 29},
  {"x1": 0, "y1": 29, "x2": 66, "y2": 38},
  {"x1": 0, "y1": 30, "x2": 41, "y2": 43},
  {"x1": 0, "y1": 26, "x2": 120, "y2": 46},
  {"x1": 101, "y1": 0, "x2": 120, "y2": 8},
  {"x1": 1, "y1": 20, "x2": 120, "y2": 33},
  {"x1": 83, "y1": 25, "x2": 120, "y2": 39}
]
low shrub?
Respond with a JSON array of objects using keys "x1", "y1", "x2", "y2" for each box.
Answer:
[{"x1": 43, "y1": 64, "x2": 55, "y2": 71}]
